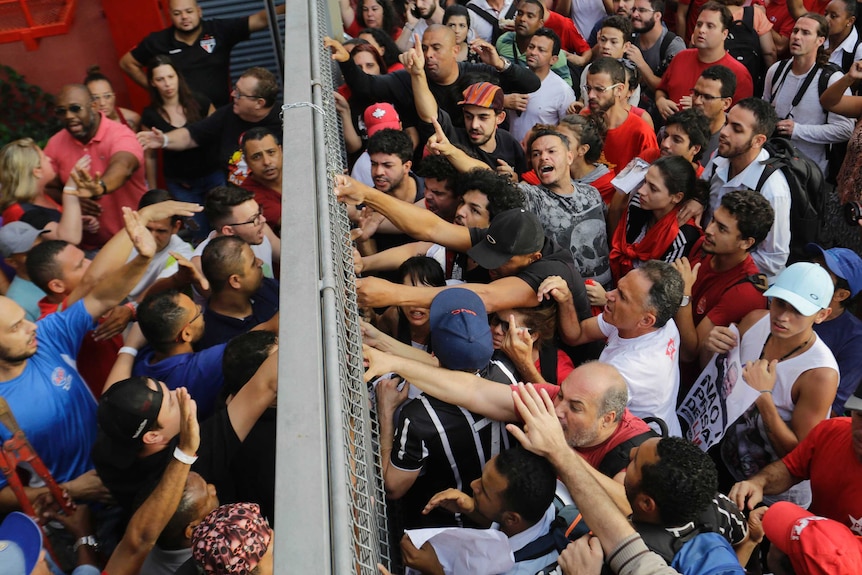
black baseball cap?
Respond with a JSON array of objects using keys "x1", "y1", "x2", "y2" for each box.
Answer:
[
  {"x1": 92, "y1": 377, "x2": 164, "y2": 469},
  {"x1": 467, "y1": 208, "x2": 545, "y2": 270}
]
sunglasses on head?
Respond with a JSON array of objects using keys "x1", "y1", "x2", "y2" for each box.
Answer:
[{"x1": 54, "y1": 104, "x2": 85, "y2": 116}]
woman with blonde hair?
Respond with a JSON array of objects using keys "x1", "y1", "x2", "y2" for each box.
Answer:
[{"x1": 0, "y1": 138, "x2": 86, "y2": 244}]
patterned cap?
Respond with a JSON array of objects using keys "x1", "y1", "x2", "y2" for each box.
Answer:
[
  {"x1": 192, "y1": 503, "x2": 272, "y2": 574},
  {"x1": 458, "y1": 82, "x2": 504, "y2": 111}
]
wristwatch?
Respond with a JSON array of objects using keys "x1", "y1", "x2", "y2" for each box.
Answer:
[
  {"x1": 680, "y1": 295, "x2": 691, "y2": 307},
  {"x1": 73, "y1": 535, "x2": 99, "y2": 553}
]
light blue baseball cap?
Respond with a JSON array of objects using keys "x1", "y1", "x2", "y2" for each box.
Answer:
[
  {"x1": 764, "y1": 262, "x2": 834, "y2": 317},
  {"x1": 0, "y1": 512, "x2": 42, "y2": 575}
]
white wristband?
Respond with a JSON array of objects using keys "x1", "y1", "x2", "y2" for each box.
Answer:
[
  {"x1": 118, "y1": 346, "x2": 138, "y2": 357},
  {"x1": 173, "y1": 446, "x2": 198, "y2": 464},
  {"x1": 162, "y1": 133, "x2": 169, "y2": 148}
]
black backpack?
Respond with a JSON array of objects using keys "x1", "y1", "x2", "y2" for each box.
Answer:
[
  {"x1": 725, "y1": 7, "x2": 765, "y2": 95},
  {"x1": 755, "y1": 138, "x2": 828, "y2": 264}
]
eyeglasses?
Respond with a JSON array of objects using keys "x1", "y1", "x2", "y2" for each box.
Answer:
[
  {"x1": 90, "y1": 93, "x2": 114, "y2": 102},
  {"x1": 232, "y1": 86, "x2": 258, "y2": 100},
  {"x1": 581, "y1": 83, "x2": 623, "y2": 95},
  {"x1": 227, "y1": 210, "x2": 264, "y2": 227},
  {"x1": 174, "y1": 304, "x2": 203, "y2": 343},
  {"x1": 632, "y1": 7, "x2": 656, "y2": 14},
  {"x1": 690, "y1": 88, "x2": 723, "y2": 102},
  {"x1": 54, "y1": 104, "x2": 84, "y2": 116},
  {"x1": 489, "y1": 315, "x2": 510, "y2": 332}
]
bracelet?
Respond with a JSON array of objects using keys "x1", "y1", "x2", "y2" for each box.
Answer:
[
  {"x1": 73, "y1": 535, "x2": 98, "y2": 553},
  {"x1": 98, "y1": 179, "x2": 108, "y2": 196},
  {"x1": 118, "y1": 346, "x2": 138, "y2": 357},
  {"x1": 173, "y1": 446, "x2": 198, "y2": 464},
  {"x1": 760, "y1": 389, "x2": 773, "y2": 395},
  {"x1": 124, "y1": 300, "x2": 138, "y2": 320},
  {"x1": 162, "y1": 133, "x2": 170, "y2": 148},
  {"x1": 62, "y1": 187, "x2": 79, "y2": 196}
]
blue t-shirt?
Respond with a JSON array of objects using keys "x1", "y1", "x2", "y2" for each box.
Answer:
[
  {"x1": 0, "y1": 300, "x2": 96, "y2": 488},
  {"x1": 133, "y1": 344, "x2": 227, "y2": 419},
  {"x1": 814, "y1": 311, "x2": 862, "y2": 415}
]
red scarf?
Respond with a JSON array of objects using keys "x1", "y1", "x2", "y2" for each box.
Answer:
[{"x1": 609, "y1": 205, "x2": 684, "y2": 281}]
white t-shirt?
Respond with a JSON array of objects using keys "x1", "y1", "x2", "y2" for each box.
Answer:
[
  {"x1": 127, "y1": 234, "x2": 194, "y2": 300},
  {"x1": 509, "y1": 71, "x2": 576, "y2": 144},
  {"x1": 597, "y1": 314, "x2": 683, "y2": 436}
]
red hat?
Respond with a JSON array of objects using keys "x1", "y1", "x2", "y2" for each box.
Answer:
[
  {"x1": 762, "y1": 501, "x2": 862, "y2": 575},
  {"x1": 363, "y1": 103, "x2": 401, "y2": 136}
]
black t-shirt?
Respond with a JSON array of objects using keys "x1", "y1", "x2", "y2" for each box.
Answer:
[
  {"x1": 186, "y1": 104, "x2": 282, "y2": 178},
  {"x1": 433, "y1": 109, "x2": 527, "y2": 176},
  {"x1": 130, "y1": 18, "x2": 250, "y2": 107},
  {"x1": 141, "y1": 93, "x2": 220, "y2": 179},
  {"x1": 94, "y1": 408, "x2": 241, "y2": 513}
]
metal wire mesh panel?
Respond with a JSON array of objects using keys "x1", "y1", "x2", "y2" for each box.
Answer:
[{"x1": 310, "y1": 0, "x2": 391, "y2": 571}]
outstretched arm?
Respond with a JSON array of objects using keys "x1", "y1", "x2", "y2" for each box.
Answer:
[
  {"x1": 364, "y1": 345, "x2": 519, "y2": 422},
  {"x1": 335, "y1": 175, "x2": 472, "y2": 251}
]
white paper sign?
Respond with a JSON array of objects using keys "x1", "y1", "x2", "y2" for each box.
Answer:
[
  {"x1": 677, "y1": 325, "x2": 760, "y2": 450},
  {"x1": 404, "y1": 527, "x2": 515, "y2": 575}
]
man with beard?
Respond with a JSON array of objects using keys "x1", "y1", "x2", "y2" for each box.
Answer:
[
  {"x1": 585, "y1": 57, "x2": 658, "y2": 175},
  {"x1": 626, "y1": 0, "x2": 686, "y2": 93},
  {"x1": 44, "y1": 84, "x2": 147, "y2": 249},
  {"x1": 519, "y1": 129, "x2": 610, "y2": 287},
  {"x1": 240, "y1": 128, "x2": 283, "y2": 235},
  {"x1": 326, "y1": 25, "x2": 540, "y2": 131},
  {"x1": 496, "y1": 0, "x2": 574, "y2": 88},
  {"x1": 703, "y1": 98, "x2": 790, "y2": 280},
  {"x1": 0, "y1": 207, "x2": 163, "y2": 513},
  {"x1": 363, "y1": 351, "x2": 657, "y2": 486},
  {"x1": 397, "y1": 0, "x2": 444, "y2": 51},
  {"x1": 119, "y1": 0, "x2": 283, "y2": 107},
  {"x1": 404, "y1": 38, "x2": 527, "y2": 177},
  {"x1": 655, "y1": 2, "x2": 753, "y2": 119},
  {"x1": 763, "y1": 13, "x2": 854, "y2": 175},
  {"x1": 672, "y1": 189, "x2": 773, "y2": 384}
]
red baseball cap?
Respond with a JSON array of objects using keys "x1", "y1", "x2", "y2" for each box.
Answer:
[
  {"x1": 363, "y1": 103, "x2": 401, "y2": 136},
  {"x1": 763, "y1": 501, "x2": 862, "y2": 575}
]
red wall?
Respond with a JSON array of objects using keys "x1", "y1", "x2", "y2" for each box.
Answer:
[{"x1": 0, "y1": 0, "x2": 166, "y2": 113}]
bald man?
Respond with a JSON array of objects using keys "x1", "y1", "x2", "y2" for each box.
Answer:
[{"x1": 44, "y1": 84, "x2": 147, "y2": 249}]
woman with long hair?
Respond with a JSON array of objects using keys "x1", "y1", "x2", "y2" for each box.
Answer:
[
  {"x1": 340, "y1": 0, "x2": 402, "y2": 39},
  {"x1": 141, "y1": 55, "x2": 219, "y2": 239},
  {"x1": 443, "y1": 5, "x2": 480, "y2": 63},
  {"x1": 375, "y1": 256, "x2": 447, "y2": 349},
  {"x1": 84, "y1": 66, "x2": 141, "y2": 132},
  {"x1": 608, "y1": 155, "x2": 704, "y2": 282},
  {"x1": 358, "y1": 27, "x2": 404, "y2": 72},
  {"x1": 0, "y1": 138, "x2": 85, "y2": 244}
]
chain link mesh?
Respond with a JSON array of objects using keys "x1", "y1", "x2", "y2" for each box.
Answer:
[{"x1": 312, "y1": 0, "x2": 391, "y2": 571}]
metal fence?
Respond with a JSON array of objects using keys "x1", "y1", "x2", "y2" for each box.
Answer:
[{"x1": 277, "y1": 0, "x2": 390, "y2": 572}]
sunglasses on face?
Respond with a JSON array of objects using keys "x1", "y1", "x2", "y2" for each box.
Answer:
[{"x1": 55, "y1": 104, "x2": 85, "y2": 116}]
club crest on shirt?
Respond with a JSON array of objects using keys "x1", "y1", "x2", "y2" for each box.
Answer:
[
  {"x1": 200, "y1": 35, "x2": 216, "y2": 54},
  {"x1": 51, "y1": 367, "x2": 72, "y2": 391}
]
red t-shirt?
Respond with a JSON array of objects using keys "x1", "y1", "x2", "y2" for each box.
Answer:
[
  {"x1": 765, "y1": 0, "x2": 795, "y2": 39},
  {"x1": 783, "y1": 418, "x2": 862, "y2": 531},
  {"x1": 600, "y1": 112, "x2": 660, "y2": 174},
  {"x1": 688, "y1": 239, "x2": 767, "y2": 328},
  {"x1": 544, "y1": 11, "x2": 590, "y2": 55},
  {"x1": 657, "y1": 49, "x2": 753, "y2": 106},
  {"x1": 536, "y1": 349, "x2": 575, "y2": 385},
  {"x1": 592, "y1": 170, "x2": 617, "y2": 205}
]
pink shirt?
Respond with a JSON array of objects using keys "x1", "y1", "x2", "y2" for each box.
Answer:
[{"x1": 44, "y1": 113, "x2": 147, "y2": 248}]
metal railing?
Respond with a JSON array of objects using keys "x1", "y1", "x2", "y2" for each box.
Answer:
[{"x1": 277, "y1": 0, "x2": 389, "y2": 572}]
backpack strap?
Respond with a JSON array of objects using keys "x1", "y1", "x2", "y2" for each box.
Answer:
[
  {"x1": 734, "y1": 273, "x2": 769, "y2": 293},
  {"x1": 768, "y1": 60, "x2": 792, "y2": 103},
  {"x1": 513, "y1": 520, "x2": 575, "y2": 562},
  {"x1": 596, "y1": 428, "x2": 660, "y2": 477},
  {"x1": 842, "y1": 35, "x2": 862, "y2": 72},
  {"x1": 659, "y1": 29, "x2": 677, "y2": 61},
  {"x1": 789, "y1": 63, "x2": 824, "y2": 107},
  {"x1": 742, "y1": 5, "x2": 754, "y2": 28},
  {"x1": 538, "y1": 346, "x2": 558, "y2": 384},
  {"x1": 466, "y1": 4, "x2": 501, "y2": 31}
]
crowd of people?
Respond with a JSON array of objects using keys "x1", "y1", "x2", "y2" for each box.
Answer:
[
  {"x1": 328, "y1": 0, "x2": 862, "y2": 573},
  {"x1": 1, "y1": 0, "x2": 862, "y2": 573}
]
